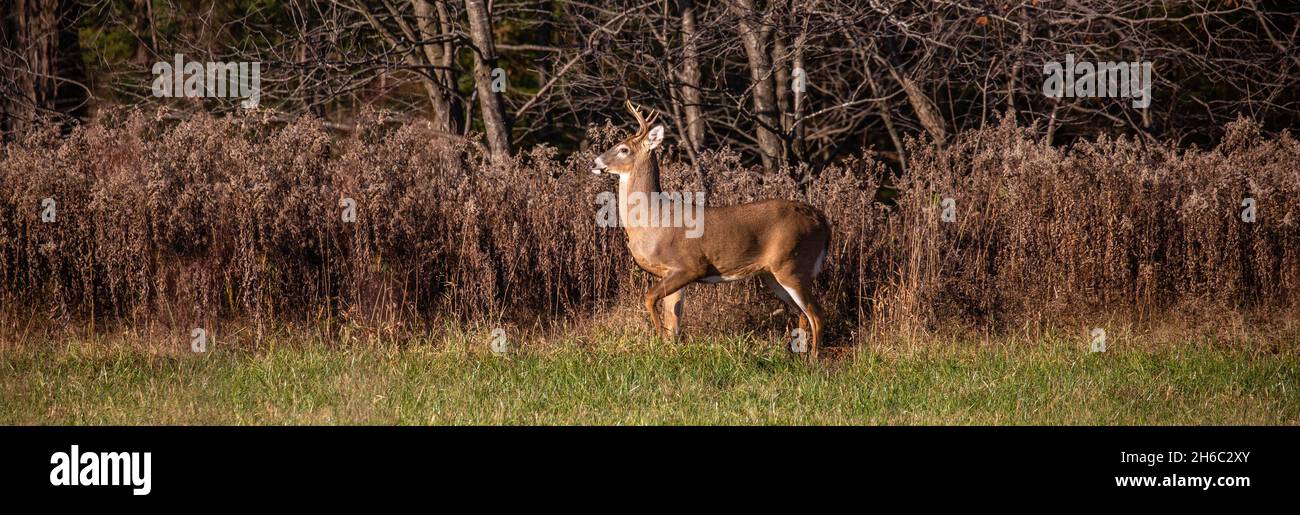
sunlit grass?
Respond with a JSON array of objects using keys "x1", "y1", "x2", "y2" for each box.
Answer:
[{"x1": 2, "y1": 328, "x2": 1295, "y2": 425}]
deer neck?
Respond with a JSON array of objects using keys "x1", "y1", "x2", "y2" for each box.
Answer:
[{"x1": 617, "y1": 153, "x2": 662, "y2": 234}]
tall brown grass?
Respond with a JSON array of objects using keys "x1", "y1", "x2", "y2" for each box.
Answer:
[{"x1": 1, "y1": 109, "x2": 1296, "y2": 342}]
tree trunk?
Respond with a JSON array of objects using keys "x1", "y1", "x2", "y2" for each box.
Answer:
[
  {"x1": 730, "y1": 0, "x2": 784, "y2": 169},
  {"x1": 352, "y1": 0, "x2": 459, "y2": 133},
  {"x1": 0, "y1": 0, "x2": 88, "y2": 138},
  {"x1": 411, "y1": 0, "x2": 458, "y2": 134},
  {"x1": 433, "y1": 1, "x2": 464, "y2": 132},
  {"x1": 787, "y1": 8, "x2": 809, "y2": 164},
  {"x1": 464, "y1": 0, "x2": 513, "y2": 161},
  {"x1": 772, "y1": 4, "x2": 791, "y2": 136},
  {"x1": 791, "y1": 37, "x2": 806, "y2": 163},
  {"x1": 677, "y1": 0, "x2": 704, "y2": 155},
  {"x1": 896, "y1": 73, "x2": 946, "y2": 143},
  {"x1": 876, "y1": 56, "x2": 946, "y2": 143}
]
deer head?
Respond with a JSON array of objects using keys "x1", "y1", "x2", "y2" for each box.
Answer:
[{"x1": 590, "y1": 101, "x2": 665, "y2": 175}]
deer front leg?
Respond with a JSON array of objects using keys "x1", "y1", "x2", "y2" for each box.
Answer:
[
  {"x1": 645, "y1": 271, "x2": 697, "y2": 341},
  {"x1": 662, "y1": 289, "x2": 685, "y2": 341}
]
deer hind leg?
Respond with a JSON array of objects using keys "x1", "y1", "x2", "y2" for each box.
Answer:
[
  {"x1": 662, "y1": 289, "x2": 685, "y2": 341},
  {"x1": 761, "y1": 273, "x2": 808, "y2": 343},
  {"x1": 772, "y1": 273, "x2": 824, "y2": 359},
  {"x1": 645, "y1": 271, "x2": 698, "y2": 341}
]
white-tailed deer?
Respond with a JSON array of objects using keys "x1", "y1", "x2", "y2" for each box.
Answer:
[{"x1": 591, "y1": 101, "x2": 832, "y2": 358}]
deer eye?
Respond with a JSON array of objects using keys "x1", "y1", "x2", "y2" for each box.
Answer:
[{"x1": 618, "y1": 146, "x2": 629, "y2": 155}]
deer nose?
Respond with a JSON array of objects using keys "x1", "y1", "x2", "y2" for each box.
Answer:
[{"x1": 591, "y1": 156, "x2": 607, "y2": 174}]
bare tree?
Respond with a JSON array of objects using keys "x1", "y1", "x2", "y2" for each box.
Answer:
[
  {"x1": 729, "y1": 0, "x2": 784, "y2": 168},
  {"x1": 336, "y1": 0, "x2": 463, "y2": 132},
  {"x1": 464, "y1": 0, "x2": 513, "y2": 160},
  {"x1": 411, "y1": 0, "x2": 460, "y2": 132},
  {"x1": 675, "y1": 0, "x2": 705, "y2": 155}
]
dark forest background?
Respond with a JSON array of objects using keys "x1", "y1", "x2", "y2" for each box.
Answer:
[{"x1": 3, "y1": 0, "x2": 1298, "y2": 168}]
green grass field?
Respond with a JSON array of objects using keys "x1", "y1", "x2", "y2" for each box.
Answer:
[{"x1": 2, "y1": 328, "x2": 1295, "y2": 425}]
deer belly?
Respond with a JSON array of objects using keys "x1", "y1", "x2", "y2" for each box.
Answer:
[
  {"x1": 630, "y1": 254, "x2": 673, "y2": 277},
  {"x1": 698, "y1": 274, "x2": 744, "y2": 283}
]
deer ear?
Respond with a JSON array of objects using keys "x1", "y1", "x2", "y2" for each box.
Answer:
[{"x1": 645, "y1": 125, "x2": 665, "y2": 150}]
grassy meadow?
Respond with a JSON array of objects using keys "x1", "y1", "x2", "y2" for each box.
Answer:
[{"x1": 2, "y1": 325, "x2": 1295, "y2": 425}]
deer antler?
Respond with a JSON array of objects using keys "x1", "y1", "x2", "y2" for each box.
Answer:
[{"x1": 624, "y1": 100, "x2": 658, "y2": 139}]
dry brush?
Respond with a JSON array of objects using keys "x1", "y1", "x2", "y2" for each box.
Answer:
[{"x1": 1, "y1": 110, "x2": 1296, "y2": 343}]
